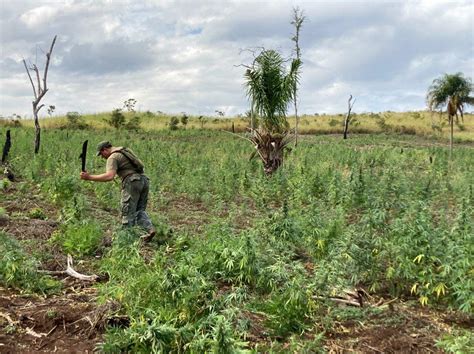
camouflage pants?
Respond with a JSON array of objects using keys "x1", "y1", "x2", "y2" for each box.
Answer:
[{"x1": 121, "y1": 174, "x2": 154, "y2": 232}]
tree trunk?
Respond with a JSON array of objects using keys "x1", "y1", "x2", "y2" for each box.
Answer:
[
  {"x1": 250, "y1": 100, "x2": 255, "y2": 130},
  {"x1": 343, "y1": 95, "x2": 354, "y2": 140},
  {"x1": 294, "y1": 95, "x2": 299, "y2": 146},
  {"x1": 250, "y1": 130, "x2": 292, "y2": 175},
  {"x1": 263, "y1": 143, "x2": 284, "y2": 175},
  {"x1": 343, "y1": 116, "x2": 349, "y2": 139},
  {"x1": 450, "y1": 116, "x2": 453, "y2": 157},
  {"x1": 34, "y1": 105, "x2": 41, "y2": 154}
]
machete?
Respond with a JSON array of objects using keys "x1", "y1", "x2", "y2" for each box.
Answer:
[{"x1": 79, "y1": 140, "x2": 88, "y2": 172}]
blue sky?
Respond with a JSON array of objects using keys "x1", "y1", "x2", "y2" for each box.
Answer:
[{"x1": 0, "y1": 0, "x2": 473, "y2": 118}]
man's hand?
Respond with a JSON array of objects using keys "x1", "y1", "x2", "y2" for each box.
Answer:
[
  {"x1": 79, "y1": 170, "x2": 116, "y2": 182},
  {"x1": 80, "y1": 171, "x2": 90, "y2": 180}
]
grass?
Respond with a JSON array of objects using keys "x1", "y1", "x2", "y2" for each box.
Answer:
[{"x1": 4, "y1": 110, "x2": 474, "y2": 142}]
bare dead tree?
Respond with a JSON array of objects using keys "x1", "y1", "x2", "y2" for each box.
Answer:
[
  {"x1": 22, "y1": 35, "x2": 57, "y2": 154},
  {"x1": 291, "y1": 7, "x2": 305, "y2": 147},
  {"x1": 343, "y1": 94, "x2": 356, "y2": 139}
]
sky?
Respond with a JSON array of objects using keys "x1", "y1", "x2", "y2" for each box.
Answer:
[{"x1": 0, "y1": 0, "x2": 473, "y2": 118}]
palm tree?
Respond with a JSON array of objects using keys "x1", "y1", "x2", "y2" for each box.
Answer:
[
  {"x1": 245, "y1": 49, "x2": 301, "y2": 175},
  {"x1": 426, "y1": 73, "x2": 473, "y2": 152}
]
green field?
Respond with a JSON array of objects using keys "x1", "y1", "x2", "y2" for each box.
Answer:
[
  {"x1": 7, "y1": 109, "x2": 474, "y2": 142},
  {"x1": 1, "y1": 124, "x2": 473, "y2": 352}
]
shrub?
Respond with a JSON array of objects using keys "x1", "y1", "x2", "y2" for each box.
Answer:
[
  {"x1": 105, "y1": 109, "x2": 126, "y2": 129},
  {"x1": 0, "y1": 178, "x2": 11, "y2": 190},
  {"x1": 0, "y1": 118, "x2": 22, "y2": 128},
  {"x1": 125, "y1": 116, "x2": 141, "y2": 131},
  {"x1": 28, "y1": 207, "x2": 47, "y2": 220},
  {"x1": 66, "y1": 111, "x2": 80, "y2": 125},
  {"x1": 436, "y1": 330, "x2": 474, "y2": 353},
  {"x1": 65, "y1": 112, "x2": 88, "y2": 129},
  {"x1": 180, "y1": 113, "x2": 189, "y2": 127},
  {"x1": 0, "y1": 232, "x2": 60, "y2": 293},
  {"x1": 51, "y1": 220, "x2": 103, "y2": 257},
  {"x1": 168, "y1": 116, "x2": 179, "y2": 130},
  {"x1": 44, "y1": 173, "x2": 80, "y2": 205},
  {"x1": 375, "y1": 116, "x2": 391, "y2": 131},
  {"x1": 262, "y1": 276, "x2": 315, "y2": 336}
]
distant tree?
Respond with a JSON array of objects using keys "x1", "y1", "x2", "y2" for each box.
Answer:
[
  {"x1": 125, "y1": 116, "x2": 141, "y2": 131},
  {"x1": 47, "y1": 105, "x2": 55, "y2": 118},
  {"x1": 291, "y1": 7, "x2": 305, "y2": 146},
  {"x1": 123, "y1": 98, "x2": 137, "y2": 112},
  {"x1": 343, "y1": 95, "x2": 356, "y2": 139},
  {"x1": 168, "y1": 116, "x2": 179, "y2": 130},
  {"x1": 66, "y1": 112, "x2": 81, "y2": 125},
  {"x1": 427, "y1": 73, "x2": 473, "y2": 153},
  {"x1": 198, "y1": 115, "x2": 207, "y2": 129},
  {"x1": 105, "y1": 109, "x2": 126, "y2": 129},
  {"x1": 244, "y1": 49, "x2": 300, "y2": 175},
  {"x1": 65, "y1": 112, "x2": 88, "y2": 129},
  {"x1": 22, "y1": 35, "x2": 57, "y2": 153},
  {"x1": 180, "y1": 113, "x2": 189, "y2": 127}
]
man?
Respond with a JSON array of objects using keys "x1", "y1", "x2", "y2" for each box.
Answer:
[{"x1": 80, "y1": 141, "x2": 156, "y2": 242}]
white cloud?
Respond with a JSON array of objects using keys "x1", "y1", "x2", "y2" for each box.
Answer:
[
  {"x1": 20, "y1": 6, "x2": 59, "y2": 28},
  {"x1": 1, "y1": 0, "x2": 473, "y2": 117}
]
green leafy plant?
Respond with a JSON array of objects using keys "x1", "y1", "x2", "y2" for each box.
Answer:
[
  {"x1": 0, "y1": 178, "x2": 11, "y2": 190},
  {"x1": 51, "y1": 220, "x2": 103, "y2": 257},
  {"x1": 0, "y1": 232, "x2": 60, "y2": 293},
  {"x1": 65, "y1": 112, "x2": 88, "y2": 129},
  {"x1": 436, "y1": 330, "x2": 474, "y2": 353},
  {"x1": 168, "y1": 116, "x2": 179, "y2": 130},
  {"x1": 125, "y1": 115, "x2": 141, "y2": 131},
  {"x1": 105, "y1": 109, "x2": 126, "y2": 129},
  {"x1": 28, "y1": 207, "x2": 47, "y2": 220}
]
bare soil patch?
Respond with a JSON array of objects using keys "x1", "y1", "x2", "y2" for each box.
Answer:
[
  {"x1": 0, "y1": 287, "x2": 104, "y2": 353},
  {"x1": 325, "y1": 303, "x2": 473, "y2": 353},
  {"x1": 1, "y1": 185, "x2": 107, "y2": 353}
]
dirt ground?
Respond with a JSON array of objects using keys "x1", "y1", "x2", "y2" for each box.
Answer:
[
  {"x1": 324, "y1": 304, "x2": 473, "y2": 353},
  {"x1": 1, "y1": 184, "x2": 107, "y2": 353},
  {"x1": 0, "y1": 287, "x2": 103, "y2": 352}
]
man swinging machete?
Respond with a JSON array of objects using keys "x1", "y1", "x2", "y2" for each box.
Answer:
[{"x1": 79, "y1": 140, "x2": 156, "y2": 242}]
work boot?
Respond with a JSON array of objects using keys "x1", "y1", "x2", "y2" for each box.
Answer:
[{"x1": 140, "y1": 228, "x2": 156, "y2": 243}]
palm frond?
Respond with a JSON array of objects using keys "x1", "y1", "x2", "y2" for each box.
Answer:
[
  {"x1": 244, "y1": 49, "x2": 301, "y2": 133},
  {"x1": 427, "y1": 73, "x2": 473, "y2": 111}
]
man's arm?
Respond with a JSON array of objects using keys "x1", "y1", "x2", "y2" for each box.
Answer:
[{"x1": 80, "y1": 170, "x2": 116, "y2": 182}]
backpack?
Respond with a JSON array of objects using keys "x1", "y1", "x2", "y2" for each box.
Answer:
[{"x1": 111, "y1": 148, "x2": 144, "y2": 174}]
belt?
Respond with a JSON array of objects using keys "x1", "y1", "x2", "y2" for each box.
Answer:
[{"x1": 121, "y1": 172, "x2": 143, "y2": 185}]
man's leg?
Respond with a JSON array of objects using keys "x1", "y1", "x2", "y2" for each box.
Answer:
[
  {"x1": 121, "y1": 176, "x2": 141, "y2": 228},
  {"x1": 136, "y1": 176, "x2": 155, "y2": 241}
]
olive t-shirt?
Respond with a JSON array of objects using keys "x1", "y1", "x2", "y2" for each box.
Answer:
[{"x1": 106, "y1": 147, "x2": 138, "y2": 180}]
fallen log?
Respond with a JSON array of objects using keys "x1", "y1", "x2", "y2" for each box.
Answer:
[
  {"x1": 38, "y1": 254, "x2": 99, "y2": 282},
  {"x1": 313, "y1": 296, "x2": 362, "y2": 307}
]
